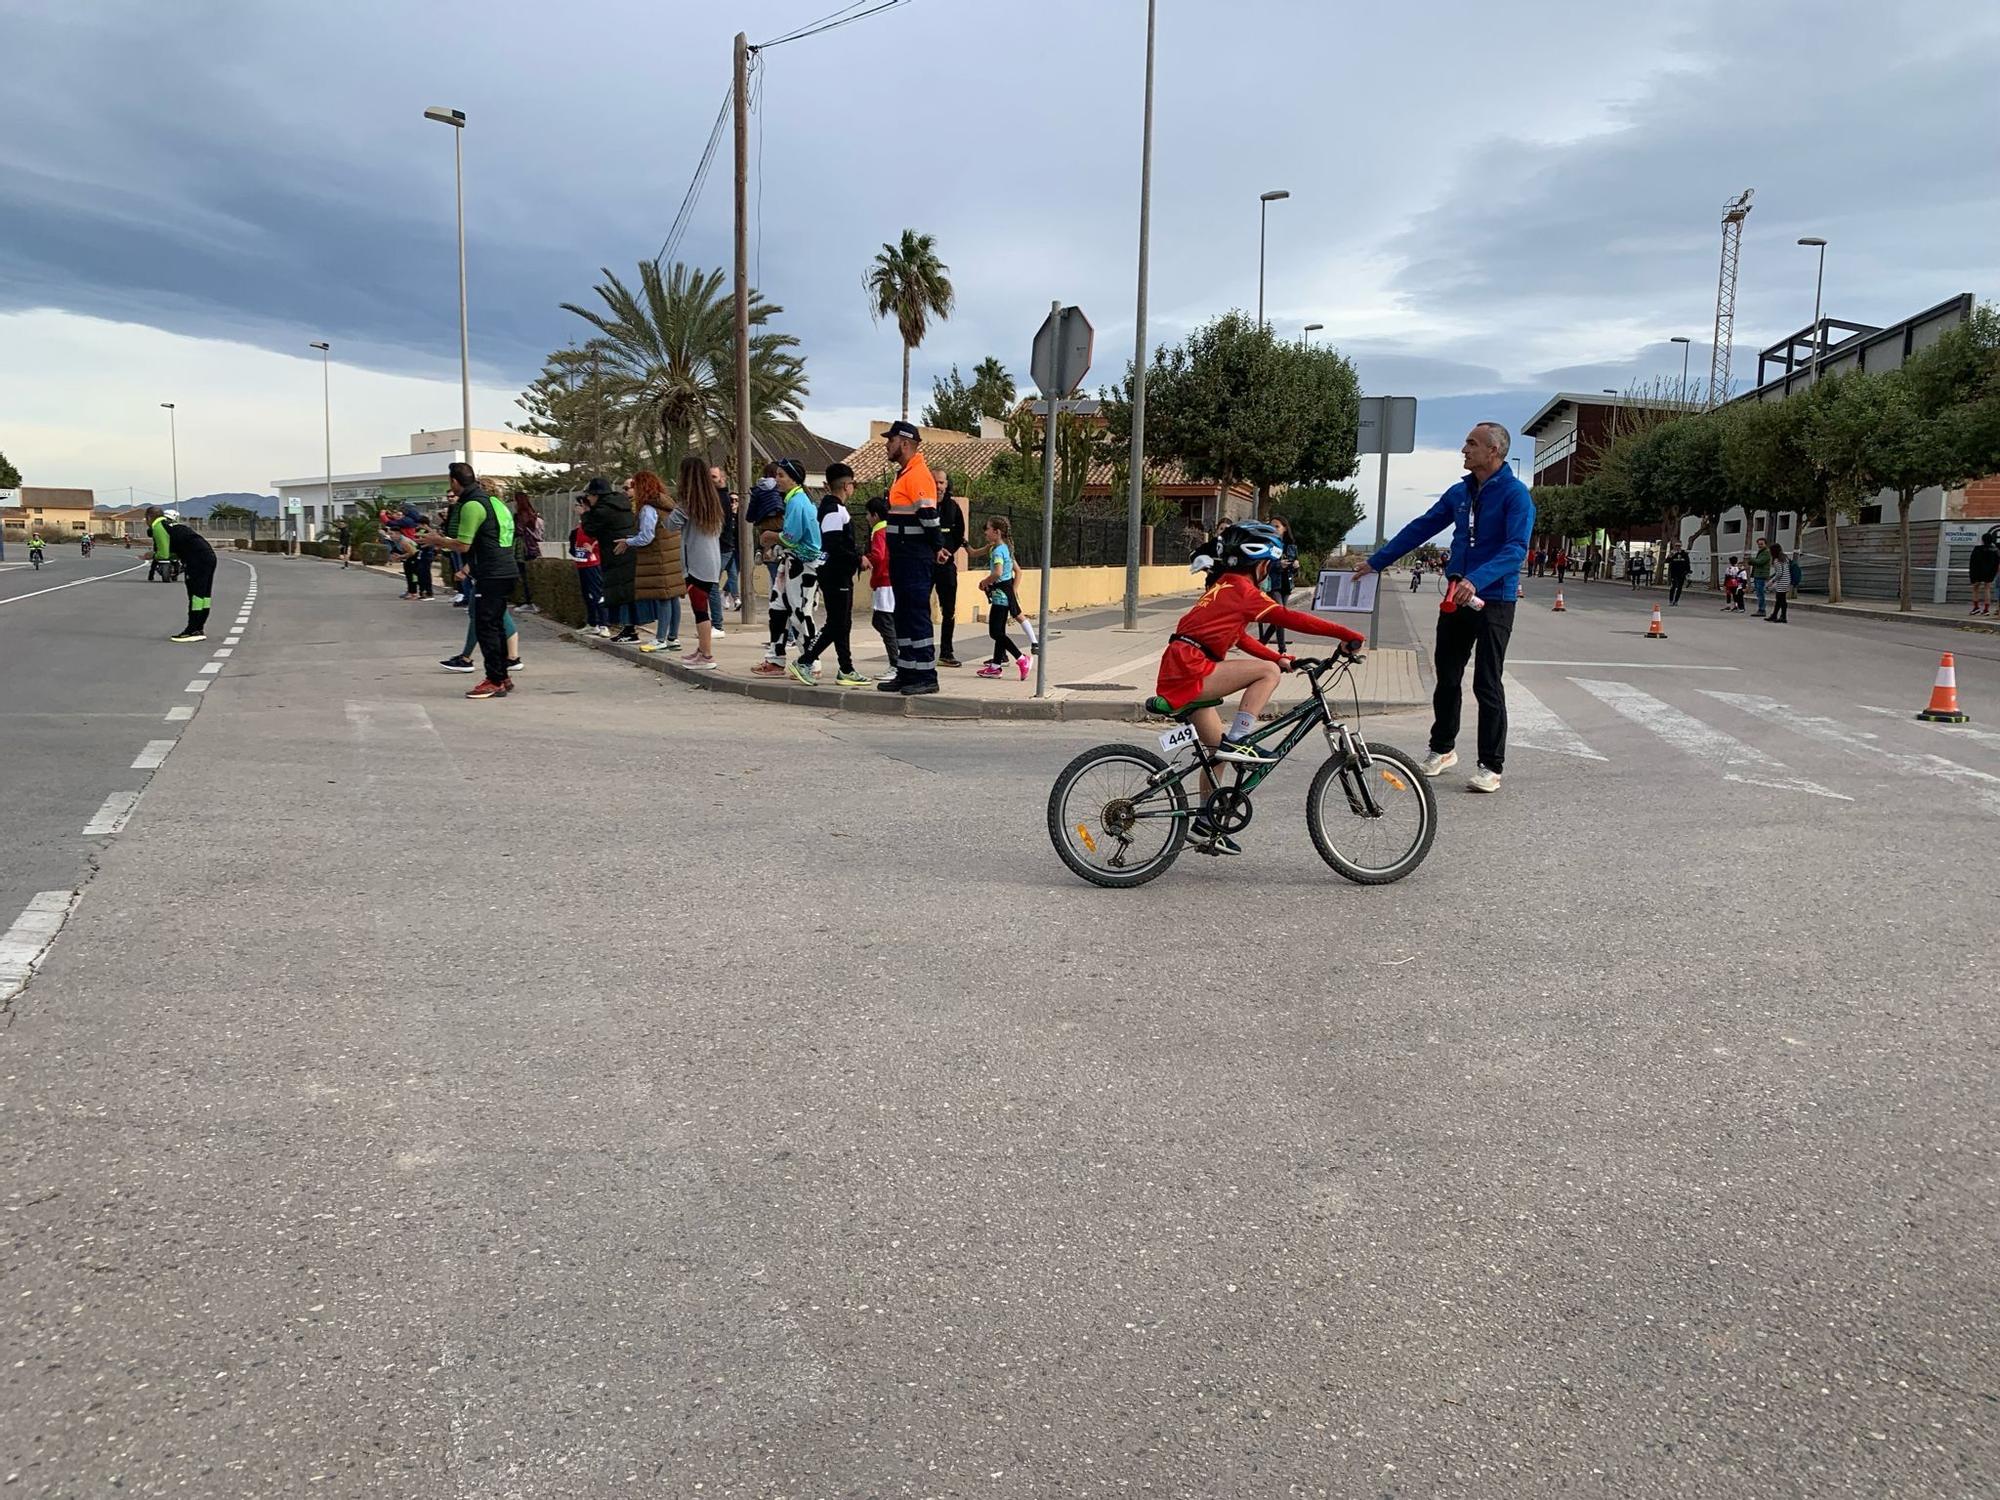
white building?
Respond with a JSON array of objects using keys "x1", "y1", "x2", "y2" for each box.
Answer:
[{"x1": 272, "y1": 428, "x2": 554, "y2": 538}]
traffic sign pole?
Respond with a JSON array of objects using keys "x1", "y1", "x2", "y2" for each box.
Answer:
[{"x1": 1035, "y1": 301, "x2": 1061, "y2": 699}]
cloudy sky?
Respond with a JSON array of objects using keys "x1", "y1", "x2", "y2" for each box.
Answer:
[{"x1": 4, "y1": 0, "x2": 1997, "y2": 530}]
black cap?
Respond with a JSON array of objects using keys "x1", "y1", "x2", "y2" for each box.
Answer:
[
  {"x1": 581, "y1": 476, "x2": 616, "y2": 497},
  {"x1": 884, "y1": 420, "x2": 921, "y2": 442},
  {"x1": 776, "y1": 457, "x2": 807, "y2": 487}
]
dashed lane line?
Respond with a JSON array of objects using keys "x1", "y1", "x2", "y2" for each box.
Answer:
[
  {"x1": 82, "y1": 791, "x2": 143, "y2": 836},
  {"x1": 165, "y1": 705, "x2": 195, "y2": 722},
  {"x1": 186, "y1": 680, "x2": 210, "y2": 694},
  {"x1": 0, "y1": 892, "x2": 76, "y2": 1004},
  {"x1": 131, "y1": 739, "x2": 178, "y2": 770}
]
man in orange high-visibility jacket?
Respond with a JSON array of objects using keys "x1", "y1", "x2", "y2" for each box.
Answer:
[{"x1": 879, "y1": 419, "x2": 941, "y2": 695}]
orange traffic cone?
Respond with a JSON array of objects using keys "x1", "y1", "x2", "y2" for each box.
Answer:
[
  {"x1": 1552, "y1": 591, "x2": 1567, "y2": 612},
  {"x1": 1644, "y1": 604, "x2": 1667, "y2": 641},
  {"x1": 1917, "y1": 652, "x2": 1969, "y2": 723}
]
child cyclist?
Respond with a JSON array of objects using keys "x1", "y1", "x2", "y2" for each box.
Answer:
[{"x1": 1158, "y1": 520, "x2": 1365, "y2": 767}]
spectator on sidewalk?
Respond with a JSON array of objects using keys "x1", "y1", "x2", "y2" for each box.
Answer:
[
  {"x1": 578, "y1": 476, "x2": 638, "y2": 641},
  {"x1": 792, "y1": 462, "x2": 867, "y2": 687},
  {"x1": 933, "y1": 471, "x2": 967, "y2": 668},
  {"x1": 570, "y1": 517, "x2": 608, "y2": 636},
  {"x1": 1665, "y1": 544, "x2": 1691, "y2": 605},
  {"x1": 864, "y1": 495, "x2": 896, "y2": 680},
  {"x1": 1969, "y1": 527, "x2": 1998, "y2": 616},
  {"x1": 669, "y1": 455, "x2": 724, "y2": 670},
  {"x1": 1553, "y1": 547, "x2": 1569, "y2": 584},
  {"x1": 975, "y1": 515, "x2": 1030, "y2": 681},
  {"x1": 1353, "y1": 421, "x2": 1533, "y2": 795},
  {"x1": 418, "y1": 462, "x2": 517, "y2": 698},
  {"x1": 754, "y1": 458, "x2": 824, "y2": 677},
  {"x1": 1751, "y1": 536, "x2": 1772, "y2": 616},
  {"x1": 509, "y1": 493, "x2": 544, "y2": 614},
  {"x1": 619, "y1": 471, "x2": 686, "y2": 654},
  {"x1": 1766, "y1": 540, "x2": 1792, "y2": 623},
  {"x1": 1257, "y1": 516, "x2": 1301, "y2": 649},
  {"x1": 880, "y1": 419, "x2": 941, "y2": 695},
  {"x1": 710, "y1": 464, "x2": 737, "y2": 628}
]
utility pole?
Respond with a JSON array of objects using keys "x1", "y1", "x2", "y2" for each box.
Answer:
[
  {"x1": 1707, "y1": 189, "x2": 1753, "y2": 409},
  {"x1": 1122, "y1": 0, "x2": 1156, "y2": 632},
  {"x1": 732, "y1": 31, "x2": 755, "y2": 625}
]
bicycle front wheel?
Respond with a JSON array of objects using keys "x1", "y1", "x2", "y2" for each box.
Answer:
[
  {"x1": 1048, "y1": 744, "x2": 1189, "y2": 888},
  {"x1": 1306, "y1": 742, "x2": 1436, "y2": 884}
]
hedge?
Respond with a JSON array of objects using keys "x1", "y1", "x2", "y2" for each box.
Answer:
[
  {"x1": 358, "y1": 544, "x2": 389, "y2": 567},
  {"x1": 516, "y1": 557, "x2": 585, "y2": 627}
]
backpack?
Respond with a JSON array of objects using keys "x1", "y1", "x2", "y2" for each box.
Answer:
[{"x1": 1788, "y1": 556, "x2": 1802, "y2": 588}]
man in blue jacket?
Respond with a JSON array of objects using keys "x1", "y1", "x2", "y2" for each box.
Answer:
[{"x1": 1354, "y1": 422, "x2": 1534, "y2": 793}]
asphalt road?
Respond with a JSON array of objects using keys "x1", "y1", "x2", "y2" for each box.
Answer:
[
  {"x1": 0, "y1": 545, "x2": 252, "y2": 930},
  {"x1": 1, "y1": 555, "x2": 1993, "y2": 1498}
]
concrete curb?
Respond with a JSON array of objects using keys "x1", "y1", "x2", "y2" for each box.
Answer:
[{"x1": 524, "y1": 615, "x2": 1422, "y2": 724}]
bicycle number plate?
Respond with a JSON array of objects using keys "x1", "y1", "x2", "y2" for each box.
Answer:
[{"x1": 1158, "y1": 724, "x2": 1197, "y2": 755}]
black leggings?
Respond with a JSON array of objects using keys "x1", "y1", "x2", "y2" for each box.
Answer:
[
  {"x1": 1668, "y1": 576, "x2": 1685, "y2": 605},
  {"x1": 989, "y1": 597, "x2": 1023, "y2": 663},
  {"x1": 1770, "y1": 591, "x2": 1789, "y2": 622}
]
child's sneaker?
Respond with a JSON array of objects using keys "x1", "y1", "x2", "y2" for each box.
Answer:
[
  {"x1": 751, "y1": 660, "x2": 786, "y2": 676},
  {"x1": 1017, "y1": 655, "x2": 1032, "y2": 681},
  {"x1": 1213, "y1": 739, "x2": 1274, "y2": 765},
  {"x1": 835, "y1": 670, "x2": 869, "y2": 687},
  {"x1": 683, "y1": 652, "x2": 719, "y2": 670},
  {"x1": 976, "y1": 663, "x2": 1004, "y2": 678},
  {"x1": 786, "y1": 661, "x2": 818, "y2": 686}
]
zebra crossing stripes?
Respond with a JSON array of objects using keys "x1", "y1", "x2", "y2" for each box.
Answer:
[
  {"x1": 1569, "y1": 678, "x2": 1851, "y2": 800},
  {"x1": 1708, "y1": 691, "x2": 2000, "y2": 817},
  {"x1": 1502, "y1": 674, "x2": 1605, "y2": 761}
]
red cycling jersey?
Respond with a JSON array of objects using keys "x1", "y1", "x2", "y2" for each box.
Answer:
[{"x1": 1155, "y1": 571, "x2": 1363, "y2": 707}]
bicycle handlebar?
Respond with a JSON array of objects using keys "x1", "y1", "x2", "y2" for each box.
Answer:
[{"x1": 1287, "y1": 650, "x2": 1365, "y2": 674}]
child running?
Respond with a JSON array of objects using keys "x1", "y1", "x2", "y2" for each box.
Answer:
[
  {"x1": 1157, "y1": 522, "x2": 1365, "y2": 851},
  {"x1": 975, "y1": 516, "x2": 1030, "y2": 680}
]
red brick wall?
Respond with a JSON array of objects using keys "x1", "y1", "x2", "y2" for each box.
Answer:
[{"x1": 1963, "y1": 476, "x2": 2000, "y2": 519}]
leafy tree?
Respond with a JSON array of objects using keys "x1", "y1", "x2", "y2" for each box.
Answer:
[
  {"x1": 1141, "y1": 313, "x2": 1359, "y2": 519},
  {"x1": 1721, "y1": 391, "x2": 1832, "y2": 595},
  {"x1": 0, "y1": 450, "x2": 20, "y2": 490},
  {"x1": 1275, "y1": 485, "x2": 1364, "y2": 562},
  {"x1": 560, "y1": 261, "x2": 806, "y2": 471},
  {"x1": 1804, "y1": 374, "x2": 1884, "y2": 604},
  {"x1": 509, "y1": 345, "x2": 645, "y2": 488},
  {"x1": 970, "y1": 357, "x2": 1016, "y2": 419},
  {"x1": 207, "y1": 502, "x2": 259, "y2": 524},
  {"x1": 922, "y1": 365, "x2": 982, "y2": 435},
  {"x1": 344, "y1": 509, "x2": 382, "y2": 549},
  {"x1": 1652, "y1": 415, "x2": 1732, "y2": 587},
  {"x1": 866, "y1": 229, "x2": 955, "y2": 420}
]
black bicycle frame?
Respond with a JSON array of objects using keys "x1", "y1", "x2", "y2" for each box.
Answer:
[{"x1": 1129, "y1": 662, "x2": 1379, "y2": 820}]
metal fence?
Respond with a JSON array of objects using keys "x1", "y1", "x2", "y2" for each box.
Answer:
[{"x1": 976, "y1": 507, "x2": 1191, "y2": 570}]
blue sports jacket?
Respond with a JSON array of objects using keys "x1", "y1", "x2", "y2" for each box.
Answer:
[{"x1": 1369, "y1": 466, "x2": 1535, "y2": 602}]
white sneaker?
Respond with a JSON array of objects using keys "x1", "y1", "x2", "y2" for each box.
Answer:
[
  {"x1": 1466, "y1": 767, "x2": 1502, "y2": 793},
  {"x1": 1418, "y1": 749, "x2": 1458, "y2": 777},
  {"x1": 711, "y1": 627, "x2": 727, "y2": 639}
]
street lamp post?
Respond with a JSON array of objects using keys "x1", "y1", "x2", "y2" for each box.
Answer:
[
  {"x1": 310, "y1": 342, "x2": 332, "y2": 545},
  {"x1": 1303, "y1": 322, "x2": 1323, "y2": 347},
  {"x1": 1122, "y1": 0, "x2": 1157, "y2": 633},
  {"x1": 423, "y1": 107, "x2": 473, "y2": 467},
  {"x1": 1669, "y1": 335, "x2": 1691, "y2": 399},
  {"x1": 1256, "y1": 189, "x2": 1290, "y2": 330},
  {"x1": 1798, "y1": 236, "x2": 1828, "y2": 384},
  {"x1": 160, "y1": 403, "x2": 178, "y2": 506}
]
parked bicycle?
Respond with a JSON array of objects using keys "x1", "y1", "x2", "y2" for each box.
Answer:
[{"x1": 1047, "y1": 654, "x2": 1437, "y2": 888}]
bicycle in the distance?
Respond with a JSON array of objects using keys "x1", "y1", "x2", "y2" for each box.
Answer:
[{"x1": 1047, "y1": 652, "x2": 1438, "y2": 888}]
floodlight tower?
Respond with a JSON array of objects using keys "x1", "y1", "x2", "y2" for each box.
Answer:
[{"x1": 1706, "y1": 189, "x2": 1754, "y2": 408}]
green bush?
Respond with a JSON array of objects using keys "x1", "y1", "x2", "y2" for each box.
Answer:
[
  {"x1": 518, "y1": 557, "x2": 584, "y2": 627},
  {"x1": 358, "y1": 544, "x2": 389, "y2": 567}
]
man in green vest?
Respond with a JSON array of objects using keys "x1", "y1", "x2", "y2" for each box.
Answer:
[
  {"x1": 417, "y1": 463, "x2": 517, "y2": 698},
  {"x1": 146, "y1": 507, "x2": 218, "y2": 642}
]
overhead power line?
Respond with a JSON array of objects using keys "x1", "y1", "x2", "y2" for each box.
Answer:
[
  {"x1": 652, "y1": 86, "x2": 732, "y2": 269},
  {"x1": 756, "y1": 0, "x2": 911, "y2": 50}
]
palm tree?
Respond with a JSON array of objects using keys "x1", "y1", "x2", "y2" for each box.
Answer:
[
  {"x1": 561, "y1": 261, "x2": 807, "y2": 468},
  {"x1": 866, "y1": 230, "x2": 955, "y2": 420},
  {"x1": 970, "y1": 356, "x2": 1016, "y2": 419}
]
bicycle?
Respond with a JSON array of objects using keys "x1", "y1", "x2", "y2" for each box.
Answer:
[
  {"x1": 1047, "y1": 653, "x2": 1438, "y2": 888},
  {"x1": 30, "y1": 548, "x2": 43, "y2": 571}
]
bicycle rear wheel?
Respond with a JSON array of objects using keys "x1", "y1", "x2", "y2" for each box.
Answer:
[
  {"x1": 1306, "y1": 742, "x2": 1436, "y2": 884},
  {"x1": 1048, "y1": 744, "x2": 1189, "y2": 888}
]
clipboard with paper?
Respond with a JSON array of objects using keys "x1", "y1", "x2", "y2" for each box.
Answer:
[{"x1": 1311, "y1": 569, "x2": 1378, "y2": 614}]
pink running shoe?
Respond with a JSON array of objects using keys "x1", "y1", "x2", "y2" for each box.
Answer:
[
  {"x1": 1017, "y1": 655, "x2": 1032, "y2": 681},
  {"x1": 976, "y1": 663, "x2": 1004, "y2": 678}
]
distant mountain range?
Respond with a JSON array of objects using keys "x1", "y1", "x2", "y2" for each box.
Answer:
[{"x1": 95, "y1": 492, "x2": 280, "y2": 517}]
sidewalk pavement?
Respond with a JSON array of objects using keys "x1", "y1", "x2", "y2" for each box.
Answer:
[
  {"x1": 1562, "y1": 572, "x2": 2000, "y2": 636},
  {"x1": 542, "y1": 592, "x2": 1428, "y2": 722}
]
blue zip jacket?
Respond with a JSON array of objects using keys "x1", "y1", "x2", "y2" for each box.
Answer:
[{"x1": 1369, "y1": 465, "x2": 1535, "y2": 602}]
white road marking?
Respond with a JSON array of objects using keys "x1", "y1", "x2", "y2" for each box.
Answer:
[
  {"x1": 197, "y1": 661, "x2": 223, "y2": 675},
  {"x1": 1510, "y1": 660, "x2": 1740, "y2": 670},
  {"x1": 0, "y1": 891, "x2": 76, "y2": 1001},
  {"x1": 186, "y1": 679, "x2": 210, "y2": 693},
  {"x1": 131, "y1": 738, "x2": 178, "y2": 770},
  {"x1": 165, "y1": 705, "x2": 195, "y2": 722},
  {"x1": 82, "y1": 790, "x2": 142, "y2": 836},
  {"x1": 1503, "y1": 675, "x2": 1606, "y2": 761},
  {"x1": 1573, "y1": 678, "x2": 1850, "y2": 800},
  {"x1": 1858, "y1": 703, "x2": 2000, "y2": 749},
  {"x1": 0, "y1": 562, "x2": 149, "y2": 605},
  {"x1": 1711, "y1": 691, "x2": 2000, "y2": 817},
  {"x1": 212, "y1": 647, "x2": 233, "y2": 658}
]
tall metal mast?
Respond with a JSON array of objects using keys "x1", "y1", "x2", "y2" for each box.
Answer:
[{"x1": 1707, "y1": 189, "x2": 1754, "y2": 408}]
